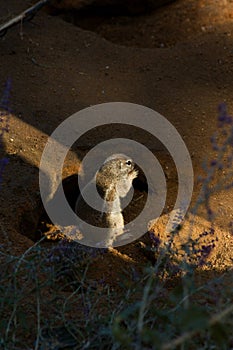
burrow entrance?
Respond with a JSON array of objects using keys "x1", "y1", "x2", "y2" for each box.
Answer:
[
  {"x1": 20, "y1": 170, "x2": 149, "y2": 242},
  {"x1": 20, "y1": 151, "x2": 178, "y2": 245}
]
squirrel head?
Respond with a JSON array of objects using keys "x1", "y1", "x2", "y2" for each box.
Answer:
[
  {"x1": 96, "y1": 154, "x2": 138, "y2": 198},
  {"x1": 101, "y1": 153, "x2": 137, "y2": 178}
]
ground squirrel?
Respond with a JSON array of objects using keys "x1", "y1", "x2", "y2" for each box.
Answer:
[{"x1": 75, "y1": 154, "x2": 138, "y2": 247}]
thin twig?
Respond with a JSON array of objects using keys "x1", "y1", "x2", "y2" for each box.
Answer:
[{"x1": 0, "y1": 0, "x2": 50, "y2": 37}]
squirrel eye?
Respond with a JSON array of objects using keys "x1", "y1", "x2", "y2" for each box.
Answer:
[{"x1": 125, "y1": 160, "x2": 132, "y2": 166}]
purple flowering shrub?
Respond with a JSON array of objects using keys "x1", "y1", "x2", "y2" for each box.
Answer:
[{"x1": 193, "y1": 103, "x2": 233, "y2": 220}]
